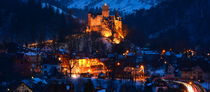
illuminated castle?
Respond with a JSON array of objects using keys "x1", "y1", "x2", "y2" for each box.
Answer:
[{"x1": 86, "y1": 3, "x2": 126, "y2": 44}]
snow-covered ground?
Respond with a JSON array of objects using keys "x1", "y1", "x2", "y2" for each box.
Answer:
[
  {"x1": 66, "y1": 0, "x2": 160, "y2": 14},
  {"x1": 200, "y1": 82, "x2": 210, "y2": 90},
  {"x1": 42, "y1": 3, "x2": 65, "y2": 14}
]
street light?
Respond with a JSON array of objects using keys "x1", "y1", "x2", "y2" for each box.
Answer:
[
  {"x1": 162, "y1": 49, "x2": 166, "y2": 54},
  {"x1": 58, "y1": 57, "x2": 61, "y2": 61},
  {"x1": 117, "y1": 62, "x2": 120, "y2": 66}
]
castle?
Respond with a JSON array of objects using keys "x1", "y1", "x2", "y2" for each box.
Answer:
[
  {"x1": 86, "y1": 3, "x2": 126, "y2": 44},
  {"x1": 60, "y1": 4, "x2": 127, "y2": 54}
]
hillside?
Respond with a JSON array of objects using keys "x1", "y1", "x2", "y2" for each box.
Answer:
[
  {"x1": 0, "y1": 0, "x2": 81, "y2": 43},
  {"x1": 124, "y1": 0, "x2": 210, "y2": 50},
  {"x1": 41, "y1": 0, "x2": 165, "y2": 16}
]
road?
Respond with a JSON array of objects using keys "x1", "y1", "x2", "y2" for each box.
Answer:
[{"x1": 174, "y1": 81, "x2": 206, "y2": 92}]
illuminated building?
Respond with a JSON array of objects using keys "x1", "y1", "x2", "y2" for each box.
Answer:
[
  {"x1": 123, "y1": 65, "x2": 145, "y2": 81},
  {"x1": 59, "y1": 56, "x2": 108, "y2": 76},
  {"x1": 86, "y1": 3, "x2": 127, "y2": 44}
]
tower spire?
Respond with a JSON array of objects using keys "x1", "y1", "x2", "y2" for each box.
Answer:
[{"x1": 102, "y1": 3, "x2": 109, "y2": 17}]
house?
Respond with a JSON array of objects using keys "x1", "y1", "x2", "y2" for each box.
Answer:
[
  {"x1": 41, "y1": 64, "x2": 61, "y2": 76},
  {"x1": 13, "y1": 78, "x2": 47, "y2": 92},
  {"x1": 12, "y1": 78, "x2": 74, "y2": 92},
  {"x1": 181, "y1": 66, "x2": 210, "y2": 81},
  {"x1": 24, "y1": 52, "x2": 42, "y2": 63},
  {"x1": 141, "y1": 50, "x2": 160, "y2": 63},
  {"x1": 14, "y1": 82, "x2": 33, "y2": 92},
  {"x1": 43, "y1": 79, "x2": 74, "y2": 92}
]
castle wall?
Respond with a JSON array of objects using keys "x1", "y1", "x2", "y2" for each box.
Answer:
[
  {"x1": 86, "y1": 4, "x2": 126, "y2": 44},
  {"x1": 88, "y1": 15, "x2": 103, "y2": 31},
  {"x1": 114, "y1": 17, "x2": 122, "y2": 31}
]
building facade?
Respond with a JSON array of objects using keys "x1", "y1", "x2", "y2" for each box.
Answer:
[
  {"x1": 181, "y1": 66, "x2": 210, "y2": 81},
  {"x1": 86, "y1": 3, "x2": 126, "y2": 44}
]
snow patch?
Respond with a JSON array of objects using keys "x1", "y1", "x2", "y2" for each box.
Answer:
[{"x1": 67, "y1": 0, "x2": 159, "y2": 14}]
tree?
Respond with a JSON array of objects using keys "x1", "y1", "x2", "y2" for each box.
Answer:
[{"x1": 68, "y1": 59, "x2": 76, "y2": 78}]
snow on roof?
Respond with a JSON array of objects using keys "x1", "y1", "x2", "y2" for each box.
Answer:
[
  {"x1": 200, "y1": 82, "x2": 210, "y2": 90},
  {"x1": 32, "y1": 78, "x2": 48, "y2": 84},
  {"x1": 59, "y1": 49, "x2": 67, "y2": 52},
  {"x1": 97, "y1": 89, "x2": 106, "y2": 92},
  {"x1": 24, "y1": 52, "x2": 38, "y2": 56},
  {"x1": 66, "y1": 85, "x2": 71, "y2": 90},
  {"x1": 151, "y1": 69, "x2": 165, "y2": 76},
  {"x1": 142, "y1": 51, "x2": 160, "y2": 55},
  {"x1": 127, "y1": 52, "x2": 135, "y2": 56},
  {"x1": 176, "y1": 54, "x2": 183, "y2": 58},
  {"x1": 22, "y1": 80, "x2": 33, "y2": 89},
  {"x1": 165, "y1": 51, "x2": 171, "y2": 56}
]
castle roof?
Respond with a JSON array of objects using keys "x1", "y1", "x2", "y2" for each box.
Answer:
[{"x1": 102, "y1": 3, "x2": 109, "y2": 9}]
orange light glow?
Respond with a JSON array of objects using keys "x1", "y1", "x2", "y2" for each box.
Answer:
[
  {"x1": 27, "y1": 40, "x2": 53, "y2": 48},
  {"x1": 140, "y1": 65, "x2": 144, "y2": 69},
  {"x1": 60, "y1": 58, "x2": 108, "y2": 76},
  {"x1": 101, "y1": 29, "x2": 112, "y2": 37},
  {"x1": 162, "y1": 49, "x2": 166, "y2": 54},
  {"x1": 58, "y1": 57, "x2": 62, "y2": 61},
  {"x1": 139, "y1": 65, "x2": 144, "y2": 74},
  {"x1": 117, "y1": 62, "x2": 120, "y2": 66},
  {"x1": 72, "y1": 74, "x2": 79, "y2": 79},
  {"x1": 123, "y1": 50, "x2": 129, "y2": 56},
  {"x1": 113, "y1": 38, "x2": 121, "y2": 44},
  {"x1": 86, "y1": 4, "x2": 127, "y2": 44}
]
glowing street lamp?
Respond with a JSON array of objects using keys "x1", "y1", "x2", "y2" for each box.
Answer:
[
  {"x1": 117, "y1": 62, "x2": 120, "y2": 66},
  {"x1": 162, "y1": 49, "x2": 166, "y2": 54},
  {"x1": 71, "y1": 74, "x2": 79, "y2": 79},
  {"x1": 58, "y1": 57, "x2": 61, "y2": 61},
  {"x1": 140, "y1": 65, "x2": 144, "y2": 69}
]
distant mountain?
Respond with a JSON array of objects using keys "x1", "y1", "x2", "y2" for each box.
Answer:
[
  {"x1": 41, "y1": 0, "x2": 164, "y2": 15},
  {"x1": 124, "y1": 0, "x2": 210, "y2": 50},
  {"x1": 67, "y1": 0, "x2": 160, "y2": 14},
  {"x1": 1, "y1": 0, "x2": 210, "y2": 50}
]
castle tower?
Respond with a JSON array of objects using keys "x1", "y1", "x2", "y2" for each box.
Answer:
[
  {"x1": 102, "y1": 3, "x2": 109, "y2": 17},
  {"x1": 88, "y1": 13, "x2": 91, "y2": 26}
]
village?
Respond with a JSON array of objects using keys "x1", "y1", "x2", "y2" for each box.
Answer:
[{"x1": 0, "y1": 4, "x2": 210, "y2": 92}]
